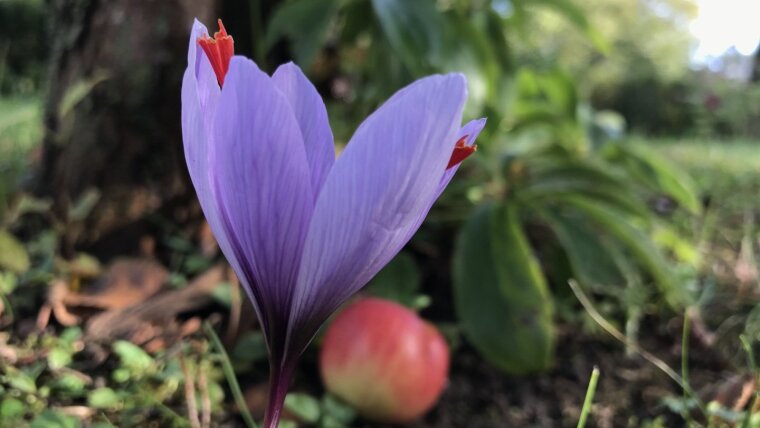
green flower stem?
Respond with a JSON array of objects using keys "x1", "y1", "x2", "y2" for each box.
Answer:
[{"x1": 203, "y1": 321, "x2": 258, "y2": 428}]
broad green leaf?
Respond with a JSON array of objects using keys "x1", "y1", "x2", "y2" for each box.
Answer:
[
  {"x1": 371, "y1": 0, "x2": 442, "y2": 73},
  {"x1": 265, "y1": 0, "x2": 343, "y2": 65},
  {"x1": 538, "y1": 208, "x2": 624, "y2": 291},
  {"x1": 453, "y1": 203, "x2": 555, "y2": 374},
  {"x1": 365, "y1": 252, "x2": 421, "y2": 307},
  {"x1": 603, "y1": 143, "x2": 701, "y2": 214},
  {"x1": 0, "y1": 230, "x2": 29, "y2": 273},
  {"x1": 560, "y1": 195, "x2": 691, "y2": 307},
  {"x1": 519, "y1": 161, "x2": 651, "y2": 219},
  {"x1": 284, "y1": 393, "x2": 321, "y2": 423}
]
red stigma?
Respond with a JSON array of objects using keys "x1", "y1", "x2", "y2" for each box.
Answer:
[
  {"x1": 447, "y1": 135, "x2": 476, "y2": 169},
  {"x1": 197, "y1": 19, "x2": 234, "y2": 87}
]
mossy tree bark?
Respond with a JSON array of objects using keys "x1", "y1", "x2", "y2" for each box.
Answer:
[{"x1": 36, "y1": 0, "x2": 218, "y2": 256}]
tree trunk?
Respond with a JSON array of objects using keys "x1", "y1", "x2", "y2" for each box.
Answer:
[{"x1": 36, "y1": 0, "x2": 218, "y2": 256}]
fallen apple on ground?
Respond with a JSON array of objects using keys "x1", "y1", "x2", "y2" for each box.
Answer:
[{"x1": 319, "y1": 297, "x2": 450, "y2": 422}]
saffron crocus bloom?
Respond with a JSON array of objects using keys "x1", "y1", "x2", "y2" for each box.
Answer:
[{"x1": 182, "y1": 19, "x2": 485, "y2": 427}]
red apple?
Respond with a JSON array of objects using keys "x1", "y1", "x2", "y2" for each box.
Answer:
[{"x1": 319, "y1": 297, "x2": 449, "y2": 422}]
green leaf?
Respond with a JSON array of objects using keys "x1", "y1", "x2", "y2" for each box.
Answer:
[
  {"x1": 0, "y1": 230, "x2": 30, "y2": 273},
  {"x1": 58, "y1": 327, "x2": 82, "y2": 344},
  {"x1": 67, "y1": 188, "x2": 100, "y2": 222},
  {"x1": 284, "y1": 393, "x2": 321, "y2": 423},
  {"x1": 31, "y1": 410, "x2": 81, "y2": 428},
  {"x1": 560, "y1": 196, "x2": 691, "y2": 307},
  {"x1": 528, "y1": 0, "x2": 609, "y2": 54},
  {"x1": 57, "y1": 71, "x2": 109, "y2": 119},
  {"x1": 321, "y1": 394, "x2": 356, "y2": 424},
  {"x1": 603, "y1": 143, "x2": 701, "y2": 214},
  {"x1": 51, "y1": 373, "x2": 87, "y2": 395},
  {"x1": 0, "y1": 397, "x2": 25, "y2": 419},
  {"x1": 230, "y1": 331, "x2": 268, "y2": 365},
  {"x1": 539, "y1": 208, "x2": 624, "y2": 291},
  {"x1": 87, "y1": 387, "x2": 121, "y2": 409},
  {"x1": 47, "y1": 347, "x2": 73, "y2": 370},
  {"x1": 453, "y1": 203, "x2": 555, "y2": 374},
  {"x1": 519, "y1": 160, "x2": 651, "y2": 219},
  {"x1": 5, "y1": 367, "x2": 37, "y2": 393},
  {"x1": 371, "y1": 0, "x2": 442, "y2": 73},
  {"x1": 265, "y1": 0, "x2": 343, "y2": 65},
  {"x1": 112, "y1": 340, "x2": 153, "y2": 376},
  {"x1": 365, "y1": 252, "x2": 421, "y2": 307},
  {"x1": 210, "y1": 281, "x2": 233, "y2": 307},
  {"x1": 0, "y1": 272, "x2": 18, "y2": 294}
]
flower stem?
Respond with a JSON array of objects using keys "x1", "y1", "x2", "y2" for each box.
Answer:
[
  {"x1": 263, "y1": 361, "x2": 294, "y2": 428},
  {"x1": 203, "y1": 321, "x2": 258, "y2": 428}
]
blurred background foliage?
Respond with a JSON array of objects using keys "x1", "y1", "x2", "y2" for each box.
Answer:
[
  {"x1": 1, "y1": 0, "x2": 760, "y2": 425},
  {"x1": 254, "y1": 0, "x2": 707, "y2": 373}
]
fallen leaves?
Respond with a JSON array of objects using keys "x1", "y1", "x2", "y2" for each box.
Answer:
[
  {"x1": 38, "y1": 258, "x2": 168, "y2": 329},
  {"x1": 34, "y1": 255, "x2": 235, "y2": 357}
]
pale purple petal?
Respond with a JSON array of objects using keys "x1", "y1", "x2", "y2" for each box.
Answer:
[
  {"x1": 399, "y1": 118, "x2": 487, "y2": 244},
  {"x1": 182, "y1": 22, "x2": 251, "y2": 318},
  {"x1": 272, "y1": 62, "x2": 335, "y2": 198},
  {"x1": 211, "y1": 57, "x2": 314, "y2": 350},
  {"x1": 286, "y1": 74, "x2": 468, "y2": 356}
]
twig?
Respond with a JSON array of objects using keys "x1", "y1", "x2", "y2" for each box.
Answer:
[
  {"x1": 198, "y1": 362, "x2": 212, "y2": 428},
  {"x1": 568, "y1": 280, "x2": 708, "y2": 417},
  {"x1": 577, "y1": 366, "x2": 600, "y2": 428},
  {"x1": 181, "y1": 356, "x2": 201, "y2": 428},
  {"x1": 203, "y1": 321, "x2": 257, "y2": 428},
  {"x1": 740, "y1": 335, "x2": 758, "y2": 428}
]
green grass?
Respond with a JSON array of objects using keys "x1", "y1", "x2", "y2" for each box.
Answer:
[
  {"x1": 632, "y1": 136, "x2": 760, "y2": 192},
  {"x1": 633, "y1": 136, "x2": 760, "y2": 291}
]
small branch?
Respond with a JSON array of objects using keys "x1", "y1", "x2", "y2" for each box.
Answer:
[
  {"x1": 181, "y1": 356, "x2": 201, "y2": 428},
  {"x1": 198, "y1": 363, "x2": 212, "y2": 428}
]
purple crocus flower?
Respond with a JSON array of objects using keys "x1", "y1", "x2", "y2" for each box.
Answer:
[{"x1": 182, "y1": 19, "x2": 485, "y2": 427}]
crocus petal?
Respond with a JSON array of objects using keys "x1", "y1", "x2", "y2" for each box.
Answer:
[
  {"x1": 182, "y1": 21, "x2": 248, "y2": 307},
  {"x1": 272, "y1": 62, "x2": 335, "y2": 198},
  {"x1": 398, "y1": 118, "x2": 488, "y2": 245},
  {"x1": 187, "y1": 20, "x2": 220, "y2": 113},
  {"x1": 286, "y1": 74, "x2": 467, "y2": 356},
  {"x1": 211, "y1": 57, "x2": 315, "y2": 353}
]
